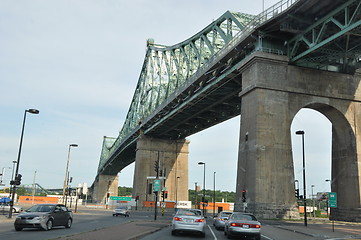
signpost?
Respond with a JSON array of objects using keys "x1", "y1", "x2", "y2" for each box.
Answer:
[{"x1": 328, "y1": 192, "x2": 337, "y2": 232}]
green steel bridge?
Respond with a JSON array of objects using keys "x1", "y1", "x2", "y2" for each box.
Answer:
[{"x1": 94, "y1": 0, "x2": 361, "y2": 182}]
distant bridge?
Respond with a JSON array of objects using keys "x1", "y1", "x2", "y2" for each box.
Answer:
[{"x1": 93, "y1": 0, "x2": 361, "y2": 221}]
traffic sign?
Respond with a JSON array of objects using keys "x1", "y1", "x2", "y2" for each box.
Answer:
[
  {"x1": 110, "y1": 196, "x2": 132, "y2": 201},
  {"x1": 153, "y1": 180, "x2": 161, "y2": 192},
  {"x1": 328, "y1": 192, "x2": 337, "y2": 208}
]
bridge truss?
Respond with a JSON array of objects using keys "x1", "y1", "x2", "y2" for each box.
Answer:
[{"x1": 96, "y1": 0, "x2": 361, "y2": 177}]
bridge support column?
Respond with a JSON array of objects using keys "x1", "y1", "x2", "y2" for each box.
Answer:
[
  {"x1": 236, "y1": 52, "x2": 361, "y2": 221},
  {"x1": 92, "y1": 174, "x2": 118, "y2": 204},
  {"x1": 132, "y1": 135, "x2": 189, "y2": 207},
  {"x1": 235, "y1": 53, "x2": 302, "y2": 219}
]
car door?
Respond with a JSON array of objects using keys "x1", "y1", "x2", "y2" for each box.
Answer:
[{"x1": 52, "y1": 205, "x2": 67, "y2": 226}]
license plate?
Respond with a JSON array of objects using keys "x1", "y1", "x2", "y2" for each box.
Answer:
[
  {"x1": 242, "y1": 224, "x2": 249, "y2": 228},
  {"x1": 184, "y1": 219, "x2": 193, "y2": 223}
]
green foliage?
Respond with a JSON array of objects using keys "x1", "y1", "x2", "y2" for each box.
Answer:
[
  {"x1": 189, "y1": 189, "x2": 235, "y2": 204},
  {"x1": 118, "y1": 186, "x2": 132, "y2": 196}
]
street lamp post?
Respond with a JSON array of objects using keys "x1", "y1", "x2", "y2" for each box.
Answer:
[
  {"x1": 62, "y1": 144, "x2": 78, "y2": 206},
  {"x1": 198, "y1": 162, "x2": 206, "y2": 216},
  {"x1": 311, "y1": 184, "x2": 315, "y2": 218},
  {"x1": 9, "y1": 108, "x2": 39, "y2": 218},
  {"x1": 325, "y1": 179, "x2": 331, "y2": 217},
  {"x1": 9, "y1": 161, "x2": 17, "y2": 199},
  {"x1": 213, "y1": 172, "x2": 216, "y2": 217},
  {"x1": 296, "y1": 130, "x2": 307, "y2": 227},
  {"x1": 175, "y1": 176, "x2": 180, "y2": 209}
]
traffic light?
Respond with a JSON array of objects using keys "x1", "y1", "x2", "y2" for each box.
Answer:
[
  {"x1": 164, "y1": 191, "x2": 168, "y2": 199},
  {"x1": 242, "y1": 189, "x2": 246, "y2": 202},
  {"x1": 295, "y1": 189, "x2": 300, "y2": 199},
  {"x1": 135, "y1": 195, "x2": 139, "y2": 201},
  {"x1": 14, "y1": 174, "x2": 22, "y2": 185},
  {"x1": 154, "y1": 160, "x2": 159, "y2": 174},
  {"x1": 161, "y1": 191, "x2": 165, "y2": 198}
]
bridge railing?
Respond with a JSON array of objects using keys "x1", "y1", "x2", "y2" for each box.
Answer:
[{"x1": 97, "y1": 0, "x2": 299, "y2": 173}]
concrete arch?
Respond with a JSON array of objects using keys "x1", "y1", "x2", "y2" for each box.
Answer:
[{"x1": 235, "y1": 52, "x2": 361, "y2": 221}]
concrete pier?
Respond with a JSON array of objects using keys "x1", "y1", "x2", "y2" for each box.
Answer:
[
  {"x1": 132, "y1": 135, "x2": 189, "y2": 205},
  {"x1": 235, "y1": 52, "x2": 361, "y2": 220}
]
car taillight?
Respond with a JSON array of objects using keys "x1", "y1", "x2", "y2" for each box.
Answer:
[
  {"x1": 195, "y1": 219, "x2": 204, "y2": 222},
  {"x1": 174, "y1": 217, "x2": 182, "y2": 221},
  {"x1": 230, "y1": 223, "x2": 261, "y2": 228}
]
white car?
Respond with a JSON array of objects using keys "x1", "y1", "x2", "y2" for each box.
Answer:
[
  {"x1": 171, "y1": 208, "x2": 206, "y2": 237},
  {"x1": 224, "y1": 212, "x2": 261, "y2": 240},
  {"x1": 0, "y1": 203, "x2": 23, "y2": 213},
  {"x1": 112, "y1": 206, "x2": 129, "y2": 217}
]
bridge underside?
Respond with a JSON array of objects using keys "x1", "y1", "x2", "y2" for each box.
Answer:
[{"x1": 236, "y1": 52, "x2": 361, "y2": 221}]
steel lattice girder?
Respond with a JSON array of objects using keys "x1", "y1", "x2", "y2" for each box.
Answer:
[
  {"x1": 96, "y1": 11, "x2": 254, "y2": 173},
  {"x1": 96, "y1": 0, "x2": 300, "y2": 175},
  {"x1": 288, "y1": 0, "x2": 361, "y2": 73}
]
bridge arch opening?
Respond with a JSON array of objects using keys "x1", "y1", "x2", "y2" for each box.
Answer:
[
  {"x1": 291, "y1": 108, "x2": 332, "y2": 199},
  {"x1": 291, "y1": 104, "x2": 361, "y2": 218}
]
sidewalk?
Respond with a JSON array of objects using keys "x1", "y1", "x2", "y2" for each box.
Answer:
[
  {"x1": 267, "y1": 219, "x2": 361, "y2": 239},
  {"x1": 54, "y1": 220, "x2": 170, "y2": 240}
]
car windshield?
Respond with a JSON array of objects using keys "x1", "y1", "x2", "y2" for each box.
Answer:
[
  {"x1": 220, "y1": 212, "x2": 232, "y2": 217},
  {"x1": 177, "y1": 209, "x2": 202, "y2": 216},
  {"x1": 26, "y1": 205, "x2": 55, "y2": 212},
  {"x1": 231, "y1": 214, "x2": 257, "y2": 221}
]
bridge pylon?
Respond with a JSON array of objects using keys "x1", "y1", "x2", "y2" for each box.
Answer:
[
  {"x1": 236, "y1": 51, "x2": 361, "y2": 221},
  {"x1": 132, "y1": 135, "x2": 189, "y2": 207}
]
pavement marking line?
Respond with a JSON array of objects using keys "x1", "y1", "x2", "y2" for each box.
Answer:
[
  {"x1": 208, "y1": 225, "x2": 217, "y2": 240},
  {"x1": 262, "y1": 234, "x2": 274, "y2": 240}
]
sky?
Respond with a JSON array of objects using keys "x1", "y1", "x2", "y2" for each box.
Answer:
[{"x1": 0, "y1": 0, "x2": 332, "y2": 197}]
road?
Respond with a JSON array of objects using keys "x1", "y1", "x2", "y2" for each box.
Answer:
[
  {"x1": 140, "y1": 218, "x2": 361, "y2": 240},
  {"x1": 140, "y1": 222, "x2": 310, "y2": 240},
  {"x1": 1, "y1": 208, "x2": 361, "y2": 240},
  {"x1": 0, "y1": 208, "x2": 156, "y2": 240}
]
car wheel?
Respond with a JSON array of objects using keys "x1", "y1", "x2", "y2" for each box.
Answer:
[
  {"x1": 200, "y1": 232, "x2": 205, "y2": 238},
  {"x1": 65, "y1": 218, "x2": 72, "y2": 228},
  {"x1": 12, "y1": 208, "x2": 16, "y2": 213},
  {"x1": 45, "y1": 219, "x2": 53, "y2": 231},
  {"x1": 15, "y1": 226, "x2": 23, "y2": 231},
  {"x1": 171, "y1": 230, "x2": 176, "y2": 236}
]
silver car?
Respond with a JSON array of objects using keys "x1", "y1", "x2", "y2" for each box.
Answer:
[
  {"x1": 14, "y1": 204, "x2": 73, "y2": 231},
  {"x1": 213, "y1": 211, "x2": 232, "y2": 230},
  {"x1": 0, "y1": 203, "x2": 23, "y2": 213},
  {"x1": 112, "y1": 206, "x2": 129, "y2": 217},
  {"x1": 224, "y1": 212, "x2": 261, "y2": 240},
  {"x1": 171, "y1": 208, "x2": 206, "y2": 237}
]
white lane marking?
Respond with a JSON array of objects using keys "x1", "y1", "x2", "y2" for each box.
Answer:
[
  {"x1": 262, "y1": 234, "x2": 274, "y2": 240},
  {"x1": 208, "y1": 225, "x2": 217, "y2": 240}
]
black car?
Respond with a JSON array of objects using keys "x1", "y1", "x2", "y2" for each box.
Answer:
[{"x1": 14, "y1": 204, "x2": 73, "y2": 231}]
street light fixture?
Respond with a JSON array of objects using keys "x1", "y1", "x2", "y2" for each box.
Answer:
[
  {"x1": 296, "y1": 130, "x2": 307, "y2": 227},
  {"x1": 198, "y1": 162, "x2": 206, "y2": 216},
  {"x1": 9, "y1": 108, "x2": 39, "y2": 218},
  {"x1": 62, "y1": 144, "x2": 78, "y2": 206}
]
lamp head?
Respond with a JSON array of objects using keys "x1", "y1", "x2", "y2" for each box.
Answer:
[
  {"x1": 198, "y1": 162, "x2": 205, "y2": 165},
  {"x1": 295, "y1": 130, "x2": 305, "y2": 135},
  {"x1": 27, "y1": 109, "x2": 40, "y2": 114},
  {"x1": 70, "y1": 144, "x2": 78, "y2": 147}
]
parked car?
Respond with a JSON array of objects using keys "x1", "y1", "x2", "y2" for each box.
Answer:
[
  {"x1": 171, "y1": 208, "x2": 206, "y2": 237},
  {"x1": 112, "y1": 206, "x2": 129, "y2": 217},
  {"x1": 0, "y1": 202, "x2": 23, "y2": 213},
  {"x1": 224, "y1": 212, "x2": 261, "y2": 240},
  {"x1": 14, "y1": 204, "x2": 73, "y2": 231},
  {"x1": 213, "y1": 211, "x2": 232, "y2": 230}
]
